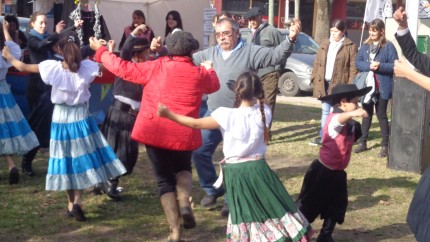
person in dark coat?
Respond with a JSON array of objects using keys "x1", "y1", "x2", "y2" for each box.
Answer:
[
  {"x1": 353, "y1": 18, "x2": 398, "y2": 158},
  {"x1": 4, "y1": 15, "x2": 27, "y2": 49},
  {"x1": 393, "y1": 7, "x2": 430, "y2": 242},
  {"x1": 96, "y1": 24, "x2": 151, "y2": 201},
  {"x1": 244, "y1": 7, "x2": 283, "y2": 132}
]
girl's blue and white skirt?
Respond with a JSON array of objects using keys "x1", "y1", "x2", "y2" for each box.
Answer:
[
  {"x1": 0, "y1": 79, "x2": 39, "y2": 155},
  {"x1": 46, "y1": 103, "x2": 126, "y2": 191}
]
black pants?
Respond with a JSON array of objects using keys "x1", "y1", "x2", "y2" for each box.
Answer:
[
  {"x1": 296, "y1": 160, "x2": 348, "y2": 224},
  {"x1": 145, "y1": 145, "x2": 192, "y2": 196},
  {"x1": 359, "y1": 93, "x2": 390, "y2": 147}
]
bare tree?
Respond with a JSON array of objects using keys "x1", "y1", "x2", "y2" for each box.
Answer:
[{"x1": 314, "y1": 0, "x2": 330, "y2": 45}]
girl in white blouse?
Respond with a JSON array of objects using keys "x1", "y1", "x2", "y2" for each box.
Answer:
[
  {"x1": 2, "y1": 31, "x2": 126, "y2": 222},
  {"x1": 0, "y1": 20, "x2": 39, "y2": 184},
  {"x1": 158, "y1": 72, "x2": 313, "y2": 242}
]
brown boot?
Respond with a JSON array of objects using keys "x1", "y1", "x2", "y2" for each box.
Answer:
[
  {"x1": 160, "y1": 192, "x2": 181, "y2": 241},
  {"x1": 176, "y1": 171, "x2": 196, "y2": 229}
]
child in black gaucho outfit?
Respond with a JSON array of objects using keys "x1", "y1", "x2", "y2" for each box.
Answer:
[{"x1": 296, "y1": 84, "x2": 371, "y2": 242}]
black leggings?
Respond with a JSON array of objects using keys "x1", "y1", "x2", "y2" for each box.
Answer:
[
  {"x1": 145, "y1": 145, "x2": 192, "y2": 196},
  {"x1": 359, "y1": 94, "x2": 390, "y2": 146}
]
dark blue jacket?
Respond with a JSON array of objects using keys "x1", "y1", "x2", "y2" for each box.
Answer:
[{"x1": 356, "y1": 41, "x2": 398, "y2": 100}]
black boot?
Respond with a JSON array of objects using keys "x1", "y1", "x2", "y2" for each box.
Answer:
[
  {"x1": 354, "y1": 141, "x2": 367, "y2": 153},
  {"x1": 22, "y1": 158, "x2": 35, "y2": 177},
  {"x1": 107, "y1": 178, "x2": 122, "y2": 201},
  {"x1": 92, "y1": 182, "x2": 109, "y2": 195},
  {"x1": 316, "y1": 218, "x2": 337, "y2": 242}
]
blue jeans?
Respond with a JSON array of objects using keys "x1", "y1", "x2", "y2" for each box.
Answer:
[
  {"x1": 192, "y1": 108, "x2": 224, "y2": 196},
  {"x1": 320, "y1": 101, "x2": 332, "y2": 137}
]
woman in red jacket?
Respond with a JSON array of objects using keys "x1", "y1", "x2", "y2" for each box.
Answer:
[{"x1": 89, "y1": 31, "x2": 219, "y2": 242}]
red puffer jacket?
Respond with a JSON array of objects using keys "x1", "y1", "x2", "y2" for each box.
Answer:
[{"x1": 95, "y1": 47, "x2": 220, "y2": 150}]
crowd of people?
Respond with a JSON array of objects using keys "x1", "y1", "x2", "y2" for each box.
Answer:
[{"x1": 0, "y1": 4, "x2": 429, "y2": 242}]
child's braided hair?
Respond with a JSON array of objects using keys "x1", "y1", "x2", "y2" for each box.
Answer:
[{"x1": 233, "y1": 72, "x2": 269, "y2": 144}]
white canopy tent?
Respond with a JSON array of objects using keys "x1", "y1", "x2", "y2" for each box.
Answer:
[{"x1": 34, "y1": 0, "x2": 214, "y2": 50}]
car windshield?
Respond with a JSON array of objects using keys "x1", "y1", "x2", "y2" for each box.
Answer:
[{"x1": 282, "y1": 32, "x2": 319, "y2": 54}]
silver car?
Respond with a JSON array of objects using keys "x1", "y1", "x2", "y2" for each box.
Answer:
[{"x1": 240, "y1": 28, "x2": 319, "y2": 96}]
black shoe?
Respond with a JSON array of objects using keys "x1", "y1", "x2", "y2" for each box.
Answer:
[
  {"x1": 22, "y1": 160, "x2": 35, "y2": 177},
  {"x1": 378, "y1": 146, "x2": 388, "y2": 158},
  {"x1": 354, "y1": 142, "x2": 367, "y2": 153},
  {"x1": 220, "y1": 203, "x2": 229, "y2": 217},
  {"x1": 9, "y1": 167, "x2": 19, "y2": 184},
  {"x1": 22, "y1": 169, "x2": 36, "y2": 177},
  {"x1": 71, "y1": 204, "x2": 87, "y2": 221},
  {"x1": 180, "y1": 207, "x2": 196, "y2": 229},
  {"x1": 309, "y1": 137, "x2": 322, "y2": 146},
  {"x1": 93, "y1": 183, "x2": 108, "y2": 195},
  {"x1": 66, "y1": 209, "x2": 73, "y2": 218},
  {"x1": 200, "y1": 189, "x2": 225, "y2": 207},
  {"x1": 107, "y1": 178, "x2": 122, "y2": 201}
]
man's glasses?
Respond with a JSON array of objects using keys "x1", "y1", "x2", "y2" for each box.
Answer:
[{"x1": 215, "y1": 30, "x2": 232, "y2": 38}]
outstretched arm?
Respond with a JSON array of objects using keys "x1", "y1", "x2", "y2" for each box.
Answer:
[
  {"x1": 2, "y1": 46, "x2": 39, "y2": 73},
  {"x1": 394, "y1": 58, "x2": 430, "y2": 92},
  {"x1": 158, "y1": 103, "x2": 220, "y2": 130},
  {"x1": 337, "y1": 107, "x2": 368, "y2": 124}
]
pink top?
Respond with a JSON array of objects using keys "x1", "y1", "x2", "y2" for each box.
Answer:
[
  {"x1": 319, "y1": 112, "x2": 355, "y2": 170},
  {"x1": 124, "y1": 26, "x2": 152, "y2": 42}
]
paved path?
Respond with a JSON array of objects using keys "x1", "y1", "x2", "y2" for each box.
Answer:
[{"x1": 276, "y1": 94, "x2": 320, "y2": 106}]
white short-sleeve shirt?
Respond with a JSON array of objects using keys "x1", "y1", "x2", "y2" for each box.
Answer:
[
  {"x1": 39, "y1": 59, "x2": 99, "y2": 105},
  {"x1": 211, "y1": 103, "x2": 272, "y2": 158}
]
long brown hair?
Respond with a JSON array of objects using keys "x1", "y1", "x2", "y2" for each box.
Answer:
[
  {"x1": 130, "y1": 10, "x2": 146, "y2": 31},
  {"x1": 233, "y1": 72, "x2": 269, "y2": 144},
  {"x1": 57, "y1": 31, "x2": 82, "y2": 73},
  {"x1": 364, "y1": 18, "x2": 387, "y2": 47}
]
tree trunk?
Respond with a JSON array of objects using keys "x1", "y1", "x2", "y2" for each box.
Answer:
[{"x1": 314, "y1": 0, "x2": 330, "y2": 45}]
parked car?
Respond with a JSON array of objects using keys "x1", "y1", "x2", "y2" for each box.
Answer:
[{"x1": 240, "y1": 28, "x2": 319, "y2": 96}]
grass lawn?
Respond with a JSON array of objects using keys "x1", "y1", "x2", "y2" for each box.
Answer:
[{"x1": 0, "y1": 97, "x2": 420, "y2": 242}]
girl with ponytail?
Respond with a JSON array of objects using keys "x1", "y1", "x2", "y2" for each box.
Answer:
[
  {"x1": 2, "y1": 32, "x2": 126, "y2": 222},
  {"x1": 157, "y1": 71, "x2": 313, "y2": 241}
]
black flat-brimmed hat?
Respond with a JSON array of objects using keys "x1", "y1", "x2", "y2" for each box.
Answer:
[
  {"x1": 130, "y1": 37, "x2": 150, "y2": 53},
  {"x1": 318, "y1": 84, "x2": 372, "y2": 105},
  {"x1": 245, "y1": 7, "x2": 264, "y2": 19},
  {"x1": 165, "y1": 31, "x2": 199, "y2": 56}
]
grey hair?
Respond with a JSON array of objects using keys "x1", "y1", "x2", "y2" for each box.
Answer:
[{"x1": 216, "y1": 18, "x2": 239, "y2": 30}]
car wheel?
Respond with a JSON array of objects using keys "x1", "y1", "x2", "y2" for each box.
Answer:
[{"x1": 278, "y1": 72, "x2": 300, "y2": 97}]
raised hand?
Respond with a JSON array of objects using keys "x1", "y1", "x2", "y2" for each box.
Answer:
[
  {"x1": 393, "y1": 7, "x2": 408, "y2": 30},
  {"x1": 132, "y1": 24, "x2": 148, "y2": 36},
  {"x1": 55, "y1": 20, "x2": 66, "y2": 33},
  {"x1": 89, "y1": 37, "x2": 104, "y2": 51},
  {"x1": 150, "y1": 36, "x2": 162, "y2": 52},
  {"x1": 289, "y1": 18, "x2": 302, "y2": 42},
  {"x1": 74, "y1": 19, "x2": 84, "y2": 29},
  {"x1": 394, "y1": 58, "x2": 413, "y2": 78},
  {"x1": 107, "y1": 40, "x2": 116, "y2": 52}
]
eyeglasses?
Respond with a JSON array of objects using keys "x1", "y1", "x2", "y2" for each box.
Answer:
[{"x1": 215, "y1": 30, "x2": 232, "y2": 38}]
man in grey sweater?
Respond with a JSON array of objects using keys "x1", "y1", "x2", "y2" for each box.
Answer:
[{"x1": 191, "y1": 17, "x2": 301, "y2": 216}]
